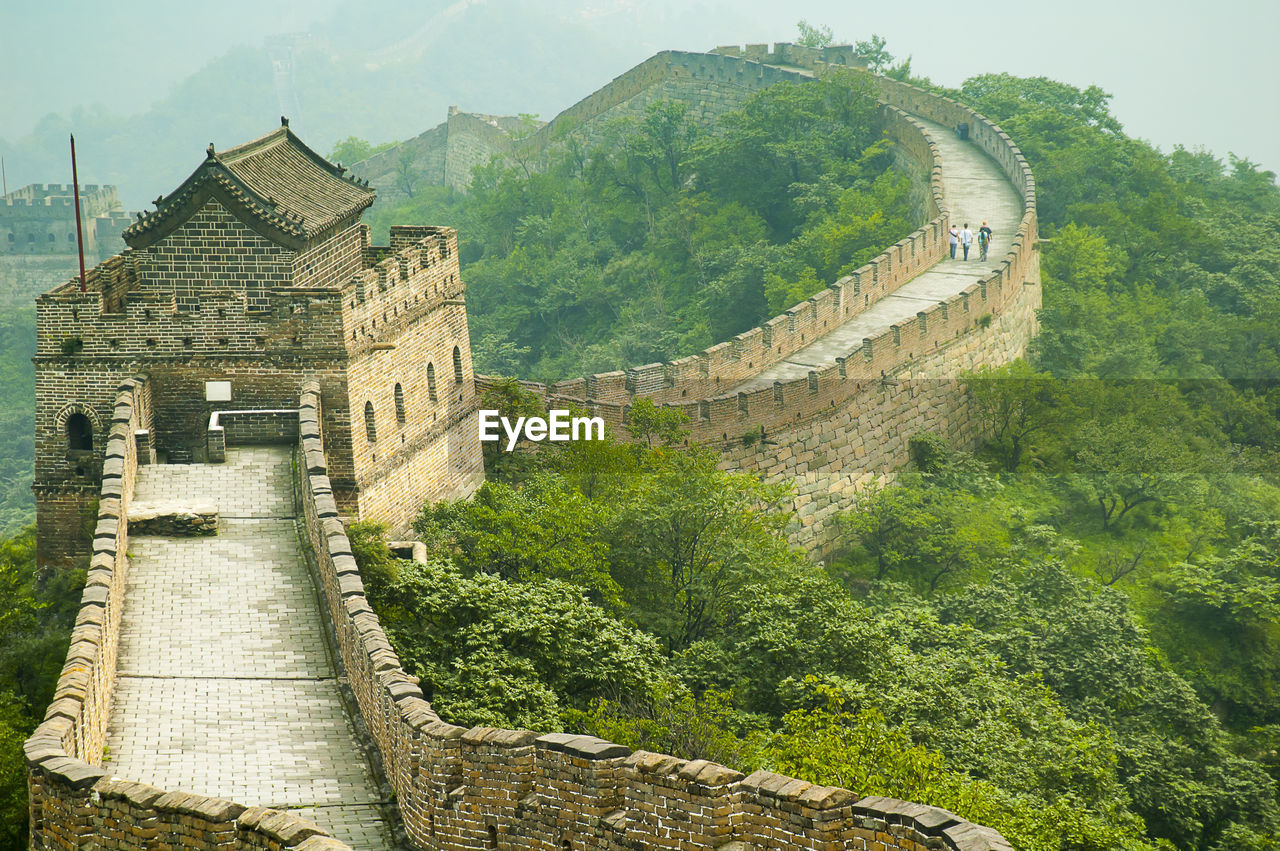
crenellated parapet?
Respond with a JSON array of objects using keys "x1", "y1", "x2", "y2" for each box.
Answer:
[
  {"x1": 24, "y1": 377, "x2": 355, "y2": 851},
  {"x1": 527, "y1": 56, "x2": 1036, "y2": 434}
]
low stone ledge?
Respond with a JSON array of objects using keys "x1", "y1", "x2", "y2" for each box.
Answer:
[
  {"x1": 943, "y1": 821, "x2": 1014, "y2": 851},
  {"x1": 295, "y1": 837, "x2": 352, "y2": 851},
  {"x1": 43, "y1": 697, "x2": 84, "y2": 725},
  {"x1": 127, "y1": 501, "x2": 218, "y2": 536},
  {"x1": 22, "y1": 735, "x2": 66, "y2": 766},
  {"x1": 388, "y1": 540, "x2": 428, "y2": 563},
  {"x1": 95, "y1": 778, "x2": 167, "y2": 808},
  {"x1": 424, "y1": 719, "x2": 468, "y2": 740},
  {"x1": 331, "y1": 553, "x2": 359, "y2": 575},
  {"x1": 237, "y1": 807, "x2": 329, "y2": 845},
  {"x1": 35, "y1": 755, "x2": 107, "y2": 789},
  {"x1": 154, "y1": 790, "x2": 246, "y2": 822},
  {"x1": 80, "y1": 584, "x2": 110, "y2": 608},
  {"x1": 537, "y1": 732, "x2": 631, "y2": 760}
]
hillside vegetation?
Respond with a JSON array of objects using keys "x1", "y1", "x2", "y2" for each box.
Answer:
[
  {"x1": 1, "y1": 44, "x2": 1279, "y2": 850},
  {"x1": 349, "y1": 65, "x2": 1280, "y2": 850},
  {"x1": 366, "y1": 68, "x2": 916, "y2": 380}
]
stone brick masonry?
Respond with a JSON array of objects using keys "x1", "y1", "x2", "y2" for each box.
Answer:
[{"x1": 34, "y1": 127, "x2": 483, "y2": 568}]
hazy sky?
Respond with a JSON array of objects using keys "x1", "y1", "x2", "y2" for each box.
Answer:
[{"x1": 3, "y1": 0, "x2": 1277, "y2": 173}]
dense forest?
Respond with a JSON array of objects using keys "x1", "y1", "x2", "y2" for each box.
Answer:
[
  {"x1": 347, "y1": 52, "x2": 1280, "y2": 851},
  {"x1": 2, "y1": 36, "x2": 1280, "y2": 850}
]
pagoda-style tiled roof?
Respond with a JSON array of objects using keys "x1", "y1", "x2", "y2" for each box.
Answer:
[{"x1": 123, "y1": 120, "x2": 375, "y2": 251}]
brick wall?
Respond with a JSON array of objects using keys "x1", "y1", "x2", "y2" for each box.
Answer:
[
  {"x1": 340, "y1": 226, "x2": 484, "y2": 532},
  {"x1": 353, "y1": 50, "x2": 819, "y2": 194},
  {"x1": 33, "y1": 180, "x2": 487, "y2": 549},
  {"x1": 485, "y1": 49, "x2": 1042, "y2": 558}
]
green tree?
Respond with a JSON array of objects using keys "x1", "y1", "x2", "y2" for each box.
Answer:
[
  {"x1": 624, "y1": 397, "x2": 690, "y2": 447},
  {"x1": 1150, "y1": 521, "x2": 1280, "y2": 732},
  {"x1": 852, "y1": 34, "x2": 893, "y2": 73},
  {"x1": 839, "y1": 474, "x2": 1006, "y2": 592},
  {"x1": 606, "y1": 449, "x2": 795, "y2": 652},
  {"x1": 361, "y1": 554, "x2": 664, "y2": 731},
  {"x1": 327, "y1": 135, "x2": 397, "y2": 165},
  {"x1": 0, "y1": 693, "x2": 30, "y2": 847},
  {"x1": 940, "y1": 562, "x2": 1280, "y2": 848},
  {"x1": 753, "y1": 682, "x2": 1154, "y2": 851},
  {"x1": 795, "y1": 20, "x2": 834, "y2": 49},
  {"x1": 963, "y1": 360, "x2": 1064, "y2": 471},
  {"x1": 416, "y1": 475, "x2": 621, "y2": 610}
]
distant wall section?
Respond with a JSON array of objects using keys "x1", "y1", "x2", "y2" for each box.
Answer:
[
  {"x1": 351, "y1": 50, "x2": 825, "y2": 195},
  {"x1": 0, "y1": 183, "x2": 133, "y2": 307},
  {"x1": 473, "y1": 50, "x2": 1041, "y2": 557}
]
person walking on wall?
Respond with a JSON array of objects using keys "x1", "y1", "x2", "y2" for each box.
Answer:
[
  {"x1": 961, "y1": 223, "x2": 974, "y2": 260},
  {"x1": 949, "y1": 225, "x2": 959, "y2": 259},
  {"x1": 978, "y1": 221, "x2": 993, "y2": 262}
]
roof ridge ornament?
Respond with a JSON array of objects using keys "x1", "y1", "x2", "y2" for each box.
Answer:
[
  {"x1": 281, "y1": 116, "x2": 289, "y2": 128},
  {"x1": 206, "y1": 143, "x2": 216, "y2": 160}
]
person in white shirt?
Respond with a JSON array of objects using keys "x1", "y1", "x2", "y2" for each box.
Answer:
[
  {"x1": 949, "y1": 226, "x2": 959, "y2": 259},
  {"x1": 961, "y1": 223, "x2": 974, "y2": 260}
]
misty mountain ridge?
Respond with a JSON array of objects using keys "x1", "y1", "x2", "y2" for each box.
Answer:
[{"x1": 1, "y1": 0, "x2": 718, "y2": 210}]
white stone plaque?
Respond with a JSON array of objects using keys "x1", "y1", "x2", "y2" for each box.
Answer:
[{"x1": 205, "y1": 381, "x2": 232, "y2": 402}]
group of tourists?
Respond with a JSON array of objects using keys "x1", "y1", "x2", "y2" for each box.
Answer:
[{"x1": 948, "y1": 222, "x2": 993, "y2": 261}]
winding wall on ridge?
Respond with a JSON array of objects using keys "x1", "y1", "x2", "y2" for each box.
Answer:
[{"x1": 483, "y1": 43, "x2": 1040, "y2": 554}]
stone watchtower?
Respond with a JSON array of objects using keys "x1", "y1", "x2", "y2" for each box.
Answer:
[{"x1": 34, "y1": 120, "x2": 484, "y2": 567}]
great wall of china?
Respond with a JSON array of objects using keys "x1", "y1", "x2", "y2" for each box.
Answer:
[{"x1": 25, "y1": 42, "x2": 1036, "y2": 850}]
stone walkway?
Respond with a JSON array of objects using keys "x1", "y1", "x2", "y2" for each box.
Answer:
[
  {"x1": 105, "y1": 447, "x2": 394, "y2": 849},
  {"x1": 734, "y1": 116, "x2": 1024, "y2": 390}
]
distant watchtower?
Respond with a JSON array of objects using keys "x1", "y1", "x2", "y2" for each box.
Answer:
[{"x1": 34, "y1": 120, "x2": 484, "y2": 567}]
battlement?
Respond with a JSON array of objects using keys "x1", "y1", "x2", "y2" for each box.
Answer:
[
  {"x1": 2, "y1": 183, "x2": 119, "y2": 206},
  {"x1": 35, "y1": 250, "x2": 347, "y2": 361},
  {"x1": 342, "y1": 225, "x2": 462, "y2": 344},
  {"x1": 1, "y1": 183, "x2": 129, "y2": 259},
  {"x1": 711, "y1": 40, "x2": 861, "y2": 70}
]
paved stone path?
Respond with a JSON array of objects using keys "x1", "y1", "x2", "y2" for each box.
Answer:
[
  {"x1": 106, "y1": 447, "x2": 394, "y2": 849},
  {"x1": 734, "y1": 116, "x2": 1024, "y2": 390}
]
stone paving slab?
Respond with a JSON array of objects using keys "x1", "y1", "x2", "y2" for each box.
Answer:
[
  {"x1": 735, "y1": 116, "x2": 1024, "y2": 389},
  {"x1": 133, "y1": 446, "x2": 295, "y2": 517},
  {"x1": 118, "y1": 519, "x2": 331, "y2": 678},
  {"x1": 106, "y1": 677, "x2": 380, "y2": 807},
  {"x1": 106, "y1": 447, "x2": 394, "y2": 849}
]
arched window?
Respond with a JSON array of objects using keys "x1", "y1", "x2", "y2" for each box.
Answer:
[
  {"x1": 364, "y1": 401, "x2": 377, "y2": 444},
  {"x1": 47, "y1": 233, "x2": 55, "y2": 243},
  {"x1": 427, "y1": 363, "x2": 438, "y2": 401},
  {"x1": 394, "y1": 383, "x2": 406, "y2": 425},
  {"x1": 66, "y1": 412, "x2": 93, "y2": 451},
  {"x1": 452, "y1": 346, "x2": 464, "y2": 385},
  {"x1": 67, "y1": 232, "x2": 75, "y2": 243}
]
